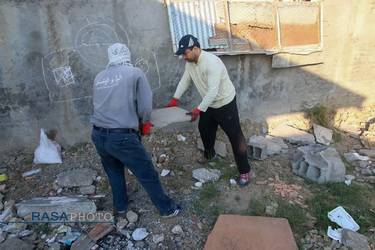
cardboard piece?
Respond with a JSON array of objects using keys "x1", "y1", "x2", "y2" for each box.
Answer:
[{"x1": 204, "y1": 215, "x2": 297, "y2": 250}]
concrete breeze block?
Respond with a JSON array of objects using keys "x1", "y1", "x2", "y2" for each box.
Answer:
[
  {"x1": 247, "y1": 142, "x2": 267, "y2": 160},
  {"x1": 291, "y1": 144, "x2": 345, "y2": 183}
]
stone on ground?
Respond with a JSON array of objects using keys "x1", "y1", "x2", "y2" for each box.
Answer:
[
  {"x1": 126, "y1": 210, "x2": 138, "y2": 223},
  {"x1": 79, "y1": 185, "x2": 96, "y2": 195},
  {"x1": 192, "y1": 168, "x2": 221, "y2": 183},
  {"x1": 17, "y1": 196, "x2": 96, "y2": 218},
  {"x1": 56, "y1": 168, "x2": 97, "y2": 188},
  {"x1": 341, "y1": 229, "x2": 371, "y2": 250},
  {"x1": 0, "y1": 238, "x2": 33, "y2": 250},
  {"x1": 313, "y1": 124, "x2": 333, "y2": 146},
  {"x1": 270, "y1": 124, "x2": 315, "y2": 145},
  {"x1": 132, "y1": 228, "x2": 149, "y2": 241},
  {"x1": 197, "y1": 138, "x2": 227, "y2": 157},
  {"x1": 249, "y1": 136, "x2": 282, "y2": 155}
]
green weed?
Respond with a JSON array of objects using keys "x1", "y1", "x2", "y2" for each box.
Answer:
[
  {"x1": 307, "y1": 182, "x2": 375, "y2": 234},
  {"x1": 276, "y1": 198, "x2": 308, "y2": 234},
  {"x1": 307, "y1": 105, "x2": 335, "y2": 129},
  {"x1": 248, "y1": 198, "x2": 266, "y2": 216}
]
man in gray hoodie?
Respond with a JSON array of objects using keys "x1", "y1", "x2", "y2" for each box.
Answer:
[{"x1": 91, "y1": 43, "x2": 184, "y2": 218}]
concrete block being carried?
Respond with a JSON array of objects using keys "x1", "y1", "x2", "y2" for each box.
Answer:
[{"x1": 151, "y1": 107, "x2": 191, "y2": 128}]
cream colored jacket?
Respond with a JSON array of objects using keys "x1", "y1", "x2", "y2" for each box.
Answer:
[{"x1": 173, "y1": 50, "x2": 236, "y2": 112}]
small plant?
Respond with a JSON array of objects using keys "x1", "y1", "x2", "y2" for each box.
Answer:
[
  {"x1": 200, "y1": 182, "x2": 220, "y2": 199},
  {"x1": 208, "y1": 158, "x2": 238, "y2": 181},
  {"x1": 276, "y1": 198, "x2": 308, "y2": 235},
  {"x1": 193, "y1": 183, "x2": 222, "y2": 228},
  {"x1": 20, "y1": 158, "x2": 33, "y2": 165},
  {"x1": 248, "y1": 198, "x2": 266, "y2": 216},
  {"x1": 234, "y1": 195, "x2": 241, "y2": 202},
  {"x1": 307, "y1": 105, "x2": 335, "y2": 129},
  {"x1": 31, "y1": 223, "x2": 52, "y2": 235}
]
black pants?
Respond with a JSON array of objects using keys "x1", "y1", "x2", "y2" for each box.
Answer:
[{"x1": 198, "y1": 96, "x2": 251, "y2": 174}]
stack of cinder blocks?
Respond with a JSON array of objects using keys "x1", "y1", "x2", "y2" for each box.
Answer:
[
  {"x1": 247, "y1": 142, "x2": 267, "y2": 160},
  {"x1": 291, "y1": 144, "x2": 345, "y2": 183}
]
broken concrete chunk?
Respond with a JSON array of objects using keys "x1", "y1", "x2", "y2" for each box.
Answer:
[
  {"x1": 197, "y1": 138, "x2": 227, "y2": 157},
  {"x1": 17, "y1": 196, "x2": 97, "y2": 218},
  {"x1": 152, "y1": 234, "x2": 165, "y2": 244},
  {"x1": 192, "y1": 168, "x2": 221, "y2": 183},
  {"x1": 360, "y1": 131, "x2": 375, "y2": 148},
  {"x1": 0, "y1": 200, "x2": 15, "y2": 222},
  {"x1": 249, "y1": 136, "x2": 283, "y2": 155},
  {"x1": 270, "y1": 124, "x2": 315, "y2": 145},
  {"x1": 341, "y1": 229, "x2": 371, "y2": 250},
  {"x1": 357, "y1": 149, "x2": 375, "y2": 158},
  {"x1": 291, "y1": 144, "x2": 345, "y2": 183},
  {"x1": 132, "y1": 228, "x2": 149, "y2": 241},
  {"x1": 172, "y1": 225, "x2": 183, "y2": 235},
  {"x1": 0, "y1": 238, "x2": 33, "y2": 250},
  {"x1": 56, "y1": 168, "x2": 97, "y2": 188},
  {"x1": 343, "y1": 152, "x2": 370, "y2": 163},
  {"x1": 313, "y1": 124, "x2": 333, "y2": 146},
  {"x1": 79, "y1": 185, "x2": 96, "y2": 195},
  {"x1": 116, "y1": 218, "x2": 128, "y2": 229},
  {"x1": 160, "y1": 169, "x2": 170, "y2": 177},
  {"x1": 151, "y1": 107, "x2": 191, "y2": 128},
  {"x1": 339, "y1": 122, "x2": 361, "y2": 137}
]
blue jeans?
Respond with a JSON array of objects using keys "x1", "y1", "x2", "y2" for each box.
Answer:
[{"x1": 91, "y1": 129, "x2": 176, "y2": 215}]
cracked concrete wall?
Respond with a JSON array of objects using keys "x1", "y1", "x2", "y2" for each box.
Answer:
[{"x1": 0, "y1": 0, "x2": 374, "y2": 154}]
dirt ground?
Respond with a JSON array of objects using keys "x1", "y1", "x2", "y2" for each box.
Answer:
[{"x1": 1, "y1": 119, "x2": 374, "y2": 249}]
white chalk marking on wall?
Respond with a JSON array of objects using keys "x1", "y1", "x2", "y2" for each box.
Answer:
[
  {"x1": 41, "y1": 53, "x2": 92, "y2": 103},
  {"x1": 52, "y1": 66, "x2": 75, "y2": 87},
  {"x1": 135, "y1": 59, "x2": 150, "y2": 75},
  {"x1": 74, "y1": 16, "x2": 130, "y2": 68},
  {"x1": 41, "y1": 16, "x2": 161, "y2": 102}
]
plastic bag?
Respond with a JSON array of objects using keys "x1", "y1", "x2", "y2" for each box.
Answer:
[{"x1": 33, "y1": 128, "x2": 62, "y2": 164}]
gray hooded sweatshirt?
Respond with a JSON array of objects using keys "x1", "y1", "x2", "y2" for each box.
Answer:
[{"x1": 90, "y1": 65, "x2": 152, "y2": 131}]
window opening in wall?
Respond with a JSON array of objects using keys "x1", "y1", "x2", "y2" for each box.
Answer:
[{"x1": 165, "y1": 0, "x2": 323, "y2": 55}]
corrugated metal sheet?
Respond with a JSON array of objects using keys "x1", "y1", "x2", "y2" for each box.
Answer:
[
  {"x1": 166, "y1": 0, "x2": 322, "y2": 55},
  {"x1": 167, "y1": 0, "x2": 225, "y2": 50}
]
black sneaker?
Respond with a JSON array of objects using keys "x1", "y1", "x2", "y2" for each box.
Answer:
[
  {"x1": 197, "y1": 154, "x2": 220, "y2": 164},
  {"x1": 161, "y1": 204, "x2": 186, "y2": 218}
]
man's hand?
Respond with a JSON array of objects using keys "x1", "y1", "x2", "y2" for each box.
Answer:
[
  {"x1": 165, "y1": 98, "x2": 178, "y2": 108},
  {"x1": 186, "y1": 108, "x2": 201, "y2": 122},
  {"x1": 140, "y1": 122, "x2": 154, "y2": 135}
]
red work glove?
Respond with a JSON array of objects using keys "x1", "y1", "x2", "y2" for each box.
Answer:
[
  {"x1": 165, "y1": 98, "x2": 178, "y2": 108},
  {"x1": 186, "y1": 108, "x2": 201, "y2": 122},
  {"x1": 141, "y1": 122, "x2": 154, "y2": 135}
]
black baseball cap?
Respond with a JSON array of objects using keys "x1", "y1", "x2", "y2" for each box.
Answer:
[{"x1": 175, "y1": 34, "x2": 199, "y2": 55}]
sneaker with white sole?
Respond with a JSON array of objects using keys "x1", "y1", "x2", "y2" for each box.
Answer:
[
  {"x1": 161, "y1": 204, "x2": 186, "y2": 218},
  {"x1": 197, "y1": 154, "x2": 220, "y2": 164},
  {"x1": 239, "y1": 170, "x2": 255, "y2": 186}
]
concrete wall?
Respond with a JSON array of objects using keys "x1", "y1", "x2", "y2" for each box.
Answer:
[{"x1": 0, "y1": 0, "x2": 374, "y2": 154}]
